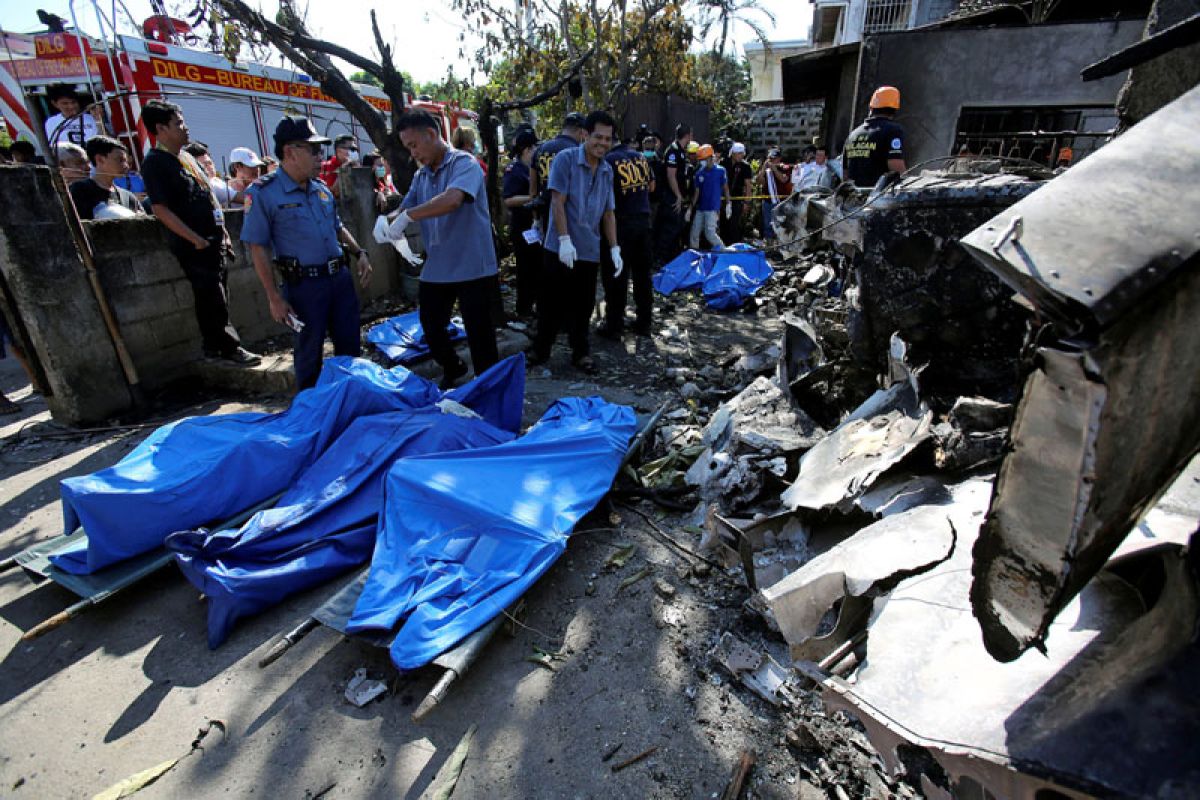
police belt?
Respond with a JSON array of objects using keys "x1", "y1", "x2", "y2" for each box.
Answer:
[{"x1": 275, "y1": 255, "x2": 347, "y2": 282}]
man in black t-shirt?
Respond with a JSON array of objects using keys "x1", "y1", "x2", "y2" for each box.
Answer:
[
  {"x1": 599, "y1": 138, "x2": 655, "y2": 338},
  {"x1": 653, "y1": 123, "x2": 694, "y2": 265},
  {"x1": 69, "y1": 136, "x2": 143, "y2": 220},
  {"x1": 844, "y1": 85, "x2": 908, "y2": 188},
  {"x1": 720, "y1": 142, "x2": 753, "y2": 244},
  {"x1": 140, "y1": 99, "x2": 258, "y2": 365}
]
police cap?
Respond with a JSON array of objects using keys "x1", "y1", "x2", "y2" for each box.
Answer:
[{"x1": 274, "y1": 116, "x2": 332, "y2": 159}]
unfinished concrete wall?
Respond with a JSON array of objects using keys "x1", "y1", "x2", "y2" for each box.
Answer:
[
  {"x1": 0, "y1": 165, "x2": 132, "y2": 424},
  {"x1": 856, "y1": 20, "x2": 1145, "y2": 165},
  {"x1": 743, "y1": 101, "x2": 824, "y2": 158},
  {"x1": 337, "y1": 166, "x2": 412, "y2": 300},
  {"x1": 1, "y1": 164, "x2": 409, "y2": 423},
  {"x1": 829, "y1": 49, "x2": 860, "y2": 152},
  {"x1": 86, "y1": 213, "x2": 278, "y2": 387}
]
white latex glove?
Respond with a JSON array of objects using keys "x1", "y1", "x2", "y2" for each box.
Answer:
[
  {"x1": 610, "y1": 246, "x2": 624, "y2": 279},
  {"x1": 557, "y1": 235, "x2": 576, "y2": 270},
  {"x1": 385, "y1": 209, "x2": 412, "y2": 240},
  {"x1": 372, "y1": 214, "x2": 391, "y2": 244},
  {"x1": 724, "y1": 201, "x2": 732, "y2": 219},
  {"x1": 393, "y1": 236, "x2": 423, "y2": 266}
]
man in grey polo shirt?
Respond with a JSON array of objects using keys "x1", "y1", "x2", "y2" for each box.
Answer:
[
  {"x1": 385, "y1": 110, "x2": 499, "y2": 388},
  {"x1": 529, "y1": 110, "x2": 622, "y2": 374}
]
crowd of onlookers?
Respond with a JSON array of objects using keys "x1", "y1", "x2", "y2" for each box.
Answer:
[{"x1": 0, "y1": 83, "x2": 851, "y2": 411}]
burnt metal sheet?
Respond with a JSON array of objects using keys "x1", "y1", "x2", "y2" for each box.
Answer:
[
  {"x1": 760, "y1": 479, "x2": 983, "y2": 658},
  {"x1": 818, "y1": 514, "x2": 1200, "y2": 798},
  {"x1": 970, "y1": 219, "x2": 1200, "y2": 662},
  {"x1": 781, "y1": 366, "x2": 932, "y2": 513},
  {"x1": 960, "y1": 85, "x2": 1200, "y2": 332}
]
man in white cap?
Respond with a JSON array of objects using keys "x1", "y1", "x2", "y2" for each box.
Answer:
[
  {"x1": 721, "y1": 142, "x2": 753, "y2": 244},
  {"x1": 226, "y1": 146, "x2": 264, "y2": 208}
]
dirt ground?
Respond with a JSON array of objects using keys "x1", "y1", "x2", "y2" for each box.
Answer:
[{"x1": 0, "y1": 280, "x2": 900, "y2": 799}]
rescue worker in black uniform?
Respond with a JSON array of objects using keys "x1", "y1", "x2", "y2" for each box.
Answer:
[
  {"x1": 653, "y1": 123, "x2": 694, "y2": 265},
  {"x1": 501, "y1": 128, "x2": 540, "y2": 318},
  {"x1": 843, "y1": 86, "x2": 908, "y2": 188},
  {"x1": 598, "y1": 136, "x2": 656, "y2": 338},
  {"x1": 529, "y1": 112, "x2": 587, "y2": 235}
]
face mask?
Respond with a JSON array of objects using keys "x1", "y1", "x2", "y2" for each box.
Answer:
[
  {"x1": 642, "y1": 150, "x2": 656, "y2": 159},
  {"x1": 374, "y1": 164, "x2": 386, "y2": 178}
]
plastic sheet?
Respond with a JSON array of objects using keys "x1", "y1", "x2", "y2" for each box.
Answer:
[
  {"x1": 168, "y1": 408, "x2": 515, "y2": 648},
  {"x1": 366, "y1": 311, "x2": 466, "y2": 364},
  {"x1": 53, "y1": 355, "x2": 526, "y2": 575},
  {"x1": 347, "y1": 396, "x2": 637, "y2": 669},
  {"x1": 652, "y1": 245, "x2": 773, "y2": 310}
]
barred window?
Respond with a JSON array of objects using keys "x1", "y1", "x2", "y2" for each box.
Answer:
[{"x1": 863, "y1": 0, "x2": 913, "y2": 35}]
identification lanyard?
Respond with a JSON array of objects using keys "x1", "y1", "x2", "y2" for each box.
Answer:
[{"x1": 169, "y1": 146, "x2": 225, "y2": 224}]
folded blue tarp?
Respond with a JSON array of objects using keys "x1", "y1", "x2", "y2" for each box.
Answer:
[
  {"x1": 53, "y1": 355, "x2": 526, "y2": 575},
  {"x1": 347, "y1": 396, "x2": 637, "y2": 670},
  {"x1": 366, "y1": 311, "x2": 466, "y2": 364},
  {"x1": 652, "y1": 245, "x2": 773, "y2": 310},
  {"x1": 168, "y1": 408, "x2": 515, "y2": 648}
]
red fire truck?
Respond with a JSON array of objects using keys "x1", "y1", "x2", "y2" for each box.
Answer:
[{"x1": 0, "y1": 24, "x2": 478, "y2": 172}]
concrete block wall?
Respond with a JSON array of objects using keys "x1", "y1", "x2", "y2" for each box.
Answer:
[
  {"x1": 744, "y1": 101, "x2": 825, "y2": 159},
  {"x1": 1, "y1": 163, "x2": 410, "y2": 423},
  {"x1": 85, "y1": 180, "x2": 404, "y2": 389},
  {"x1": 86, "y1": 213, "x2": 277, "y2": 387},
  {"x1": 0, "y1": 165, "x2": 133, "y2": 424}
]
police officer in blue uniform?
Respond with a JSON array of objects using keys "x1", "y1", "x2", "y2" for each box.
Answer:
[{"x1": 242, "y1": 117, "x2": 373, "y2": 390}]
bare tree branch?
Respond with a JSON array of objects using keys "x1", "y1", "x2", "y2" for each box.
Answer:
[
  {"x1": 369, "y1": 9, "x2": 408, "y2": 124},
  {"x1": 215, "y1": 0, "x2": 391, "y2": 163}
]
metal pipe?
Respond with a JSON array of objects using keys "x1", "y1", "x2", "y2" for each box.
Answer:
[
  {"x1": 89, "y1": 0, "x2": 143, "y2": 171},
  {"x1": 67, "y1": 0, "x2": 102, "y2": 138},
  {"x1": 258, "y1": 617, "x2": 320, "y2": 668},
  {"x1": 49, "y1": 164, "x2": 145, "y2": 406}
]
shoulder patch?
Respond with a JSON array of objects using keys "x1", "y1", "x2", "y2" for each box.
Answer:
[{"x1": 891, "y1": 138, "x2": 903, "y2": 150}]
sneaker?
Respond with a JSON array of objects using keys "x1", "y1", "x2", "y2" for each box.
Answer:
[
  {"x1": 223, "y1": 347, "x2": 261, "y2": 366},
  {"x1": 439, "y1": 359, "x2": 469, "y2": 390}
]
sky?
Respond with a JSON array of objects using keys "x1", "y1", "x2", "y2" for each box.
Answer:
[{"x1": 0, "y1": 0, "x2": 812, "y2": 83}]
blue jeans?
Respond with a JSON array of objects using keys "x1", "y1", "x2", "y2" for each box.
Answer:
[
  {"x1": 283, "y1": 267, "x2": 361, "y2": 391},
  {"x1": 761, "y1": 200, "x2": 776, "y2": 240}
]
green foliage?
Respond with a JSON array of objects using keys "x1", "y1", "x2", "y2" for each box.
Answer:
[
  {"x1": 452, "y1": 0, "x2": 702, "y2": 131},
  {"x1": 348, "y1": 70, "x2": 383, "y2": 88},
  {"x1": 691, "y1": 0, "x2": 776, "y2": 57},
  {"x1": 689, "y1": 51, "x2": 752, "y2": 138}
]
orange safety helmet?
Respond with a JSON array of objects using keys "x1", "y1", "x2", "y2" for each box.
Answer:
[
  {"x1": 869, "y1": 86, "x2": 901, "y2": 110},
  {"x1": 696, "y1": 143, "x2": 714, "y2": 160}
]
